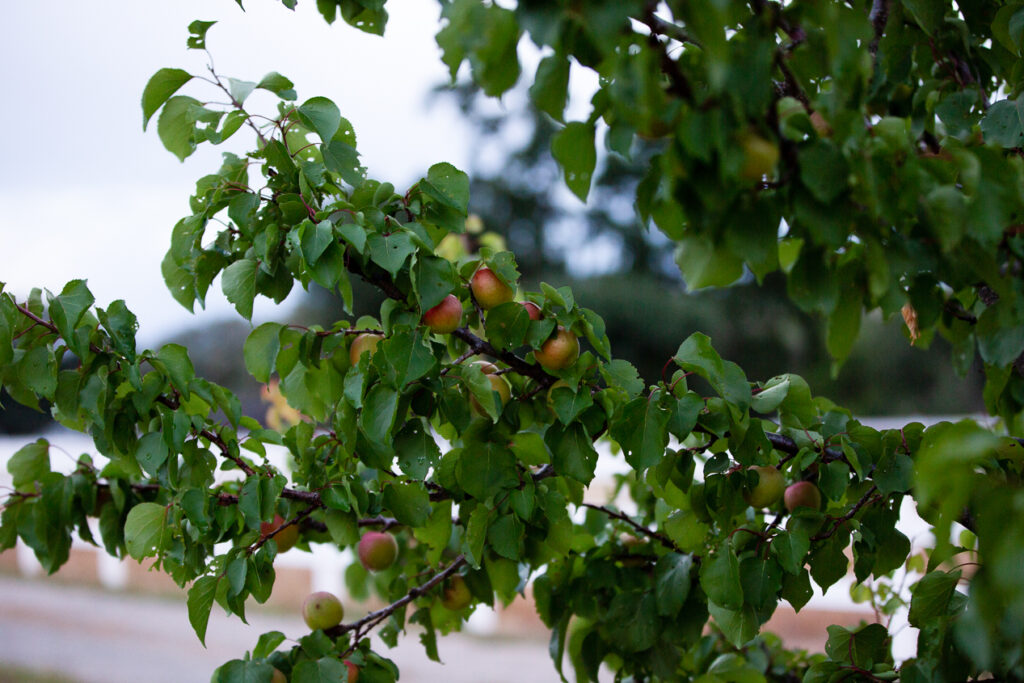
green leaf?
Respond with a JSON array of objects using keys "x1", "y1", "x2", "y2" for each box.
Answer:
[
  {"x1": 215, "y1": 659, "x2": 275, "y2": 682},
  {"x1": 156, "y1": 343, "x2": 195, "y2": 396},
  {"x1": 549, "y1": 384, "x2": 593, "y2": 426},
  {"x1": 980, "y1": 99, "x2": 1024, "y2": 148},
  {"x1": 700, "y1": 547, "x2": 743, "y2": 610},
  {"x1": 610, "y1": 393, "x2": 671, "y2": 470},
  {"x1": 551, "y1": 122, "x2": 596, "y2": 201},
  {"x1": 510, "y1": 432, "x2": 550, "y2": 466},
  {"x1": 297, "y1": 96, "x2": 341, "y2": 142},
  {"x1": 421, "y1": 162, "x2": 470, "y2": 213},
  {"x1": 222, "y1": 259, "x2": 258, "y2": 320},
  {"x1": 257, "y1": 72, "x2": 297, "y2": 100},
  {"x1": 8, "y1": 439, "x2": 50, "y2": 490},
  {"x1": 243, "y1": 323, "x2": 283, "y2": 383},
  {"x1": 322, "y1": 141, "x2": 364, "y2": 186},
  {"x1": 292, "y1": 657, "x2": 351, "y2": 683},
  {"x1": 739, "y1": 555, "x2": 782, "y2": 611},
  {"x1": 799, "y1": 140, "x2": 848, "y2": 203},
  {"x1": 674, "y1": 235, "x2": 745, "y2": 289},
  {"x1": 708, "y1": 601, "x2": 760, "y2": 648},
  {"x1": 654, "y1": 553, "x2": 694, "y2": 617},
  {"x1": 187, "y1": 575, "x2": 219, "y2": 646},
  {"x1": 456, "y1": 443, "x2": 518, "y2": 500},
  {"x1": 142, "y1": 68, "x2": 193, "y2": 130},
  {"x1": 136, "y1": 432, "x2": 169, "y2": 476},
  {"x1": 299, "y1": 219, "x2": 334, "y2": 266},
  {"x1": 544, "y1": 422, "x2": 598, "y2": 484},
  {"x1": 530, "y1": 54, "x2": 570, "y2": 122},
  {"x1": 394, "y1": 419, "x2": 440, "y2": 479},
  {"x1": 604, "y1": 592, "x2": 659, "y2": 652},
  {"x1": 674, "y1": 333, "x2": 751, "y2": 411},
  {"x1": 909, "y1": 570, "x2": 962, "y2": 627},
  {"x1": 186, "y1": 20, "x2": 217, "y2": 49},
  {"x1": 367, "y1": 231, "x2": 415, "y2": 277},
  {"x1": 825, "y1": 623, "x2": 891, "y2": 668},
  {"x1": 901, "y1": 0, "x2": 943, "y2": 36},
  {"x1": 382, "y1": 482, "x2": 431, "y2": 527},
  {"x1": 124, "y1": 502, "x2": 170, "y2": 560},
  {"x1": 157, "y1": 95, "x2": 199, "y2": 161}
]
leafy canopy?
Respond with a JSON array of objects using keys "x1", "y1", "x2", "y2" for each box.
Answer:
[{"x1": 3, "y1": 2, "x2": 1024, "y2": 682}]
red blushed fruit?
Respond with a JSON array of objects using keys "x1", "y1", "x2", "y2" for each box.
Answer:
[
  {"x1": 534, "y1": 327, "x2": 580, "y2": 371},
  {"x1": 422, "y1": 294, "x2": 462, "y2": 334},
  {"x1": 784, "y1": 481, "x2": 822, "y2": 512},
  {"x1": 358, "y1": 531, "x2": 399, "y2": 571},
  {"x1": 522, "y1": 301, "x2": 542, "y2": 320},
  {"x1": 260, "y1": 514, "x2": 299, "y2": 553},
  {"x1": 343, "y1": 660, "x2": 359, "y2": 682},
  {"x1": 470, "y1": 267, "x2": 515, "y2": 309}
]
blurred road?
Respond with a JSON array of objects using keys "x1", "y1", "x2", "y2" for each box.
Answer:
[{"x1": 0, "y1": 575, "x2": 555, "y2": 683}]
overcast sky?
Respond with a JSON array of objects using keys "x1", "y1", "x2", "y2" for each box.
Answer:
[{"x1": 0, "y1": 1, "x2": 474, "y2": 346}]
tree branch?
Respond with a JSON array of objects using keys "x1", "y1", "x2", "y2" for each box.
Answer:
[
  {"x1": 581, "y1": 502, "x2": 679, "y2": 551},
  {"x1": 326, "y1": 554, "x2": 468, "y2": 650}
]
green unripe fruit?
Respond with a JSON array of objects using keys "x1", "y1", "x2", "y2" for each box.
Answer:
[
  {"x1": 302, "y1": 591, "x2": 344, "y2": 630},
  {"x1": 743, "y1": 465, "x2": 785, "y2": 508},
  {"x1": 441, "y1": 575, "x2": 472, "y2": 610}
]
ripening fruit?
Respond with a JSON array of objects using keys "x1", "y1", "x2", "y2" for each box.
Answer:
[
  {"x1": 271, "y1": 668, "x2": 287, "y2": 683},
  {"x1": 441, "y1": 575, "x2": 472, "y2": 610},
  {"x1": 358, "y1": 531, "x2": 399, "y2": 571},
  {"x1": 422, "y1": 294, "x2": 462, "y2": 334},
  {"x1": 470, "y1": 366, "x2": 512, "y2": 417},
  {"x1": 743, "y1": 465, "x2": 785, "y2": 508},
  {"x1": 344, "y1": 661, "x2": 359, "y2": 683},
  {"x1": 470, "y1": 267, "x2": 515, "y2": 309},
  {"x1": 349, "y1": 333, "x2": 382, "y2": 366},
  {"x1": 534, "y1": 327, "x2": 580, "y2": 371},
  {"x1": 260, "y1": 514, "x2": 300, "y2": 553},
  {"x1": 521, "y1": 301, "x2": 542, "y2": 320},
  {"x1": 784, "y1": 481, "x2": 822, "y2": 512},
  {"x1": 302, "y1": 591, "x2": 344, "y2": 630},
  {"x1": 739, "y1": 133, "x2": 779, "y2": 181}
]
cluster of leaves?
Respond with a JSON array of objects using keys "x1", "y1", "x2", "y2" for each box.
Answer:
[{"x1": 2, "y1": 2, "x2": 1024, "y2": 683}]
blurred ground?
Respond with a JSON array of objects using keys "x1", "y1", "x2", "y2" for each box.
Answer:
[{"x1": 0, "y1": 575, "x2": 554, "y2": 683}]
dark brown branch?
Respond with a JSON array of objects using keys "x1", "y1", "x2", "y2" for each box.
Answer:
[
  {"x1": 327, "y1": 554, "x2": 468, "y2": 650},
  {"x1": 451, "y1": 327, "x2": 555, "y2": 388},
  {"x1": 811, "y1": 486, "x2": 881, "y2": 541},
  {"x1": 868, "y1": 0, "x2": 890, "y2": 56},
  {"x1": 581, "y1": 502, "x2": 679, "y2": 551}
]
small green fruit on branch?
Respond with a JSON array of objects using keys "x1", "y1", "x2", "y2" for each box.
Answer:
[
  {"x1": 440, "y1": 575, "x2": 472, "y2": 610},
  {"x1": 326, "y1": 555, "x2": 468, "y2": 653},
  {"x1": 303, "y1": 591, "x2": 345, "y2": 630},
  {"x1": 743, "y1": 466, "x2": 785, "y2": 508}
]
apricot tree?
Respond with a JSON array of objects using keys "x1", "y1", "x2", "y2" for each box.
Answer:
[{"x1": 3, "y1": 1, "x2": 1024, "y2": 682}]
